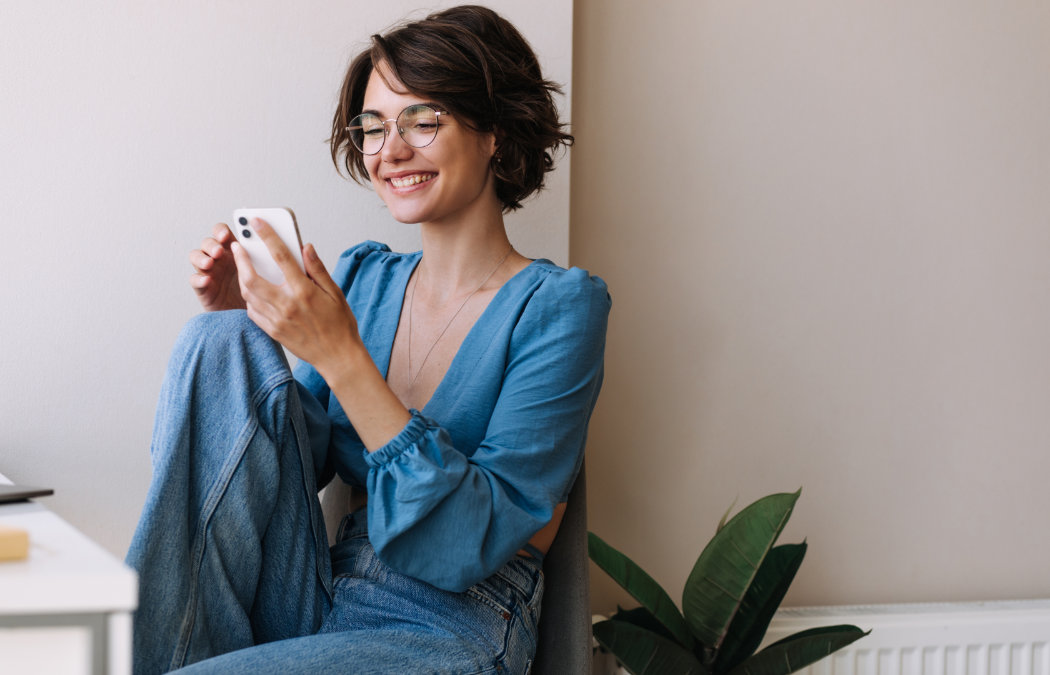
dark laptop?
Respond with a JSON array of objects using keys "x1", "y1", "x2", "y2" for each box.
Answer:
[{"x1": 0, "y1": 485, "x2": 53, "y2": 504}]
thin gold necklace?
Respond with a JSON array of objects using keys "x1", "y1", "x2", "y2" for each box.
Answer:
[{"x1": 407, "y1": 247, "x2": 513, "y2": 386}]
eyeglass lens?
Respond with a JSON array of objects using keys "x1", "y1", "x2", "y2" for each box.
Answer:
[{"x1": 348, "y1": 104, "x2": 441, "y2": 155}]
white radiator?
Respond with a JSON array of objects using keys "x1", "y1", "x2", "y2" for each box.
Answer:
[
  {"x1": 763, "y1": 600, "x2": 1050, "y2": 675},
  {"x1": 594, "y1": 600, "x2": 1050, "y2": 675}
]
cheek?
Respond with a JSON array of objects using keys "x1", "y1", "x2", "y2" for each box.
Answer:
[{"x1": 364, "y1": 158, "x2": 382, "y2": 186}]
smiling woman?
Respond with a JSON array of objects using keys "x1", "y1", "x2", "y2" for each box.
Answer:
[
  {"x1": 331, "y1": 4, "x2": 573, "y2": 212},
  {"x1": 125, "y1": 5, "x2": 608, "y2": 675},
  {"x1": 355, "y1": 67, "x2": 501, "y2": 230}
]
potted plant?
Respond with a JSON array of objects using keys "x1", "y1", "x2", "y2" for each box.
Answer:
[{"x1": 589, "y1": 489, "x2": 868, "y2": 675}]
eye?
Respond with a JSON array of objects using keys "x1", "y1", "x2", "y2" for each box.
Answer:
[
  {"x1": 350, "y1": 114, "x2": 384, "y2": 134},
  {"x1": 399, "y1": 105, "x2": 439, "y2": 127}
]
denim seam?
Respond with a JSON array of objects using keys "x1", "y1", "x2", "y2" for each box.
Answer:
[
  {"x1": 170, "y1": 370, "x2": 294, "y2": 670},
  {"x1": 464, "y1": 587, "x2": 514, "y2": 618},
  {"x1": 288, "y1": 385, "x2": 335, "y2": 604},
  {"x1": 492, "y1": 569, "x2": 531, "y2": 600}
]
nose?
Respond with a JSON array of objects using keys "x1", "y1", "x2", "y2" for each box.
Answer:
[{"x1": 380, "y1": 121, "x2": 413, "y2": 162}]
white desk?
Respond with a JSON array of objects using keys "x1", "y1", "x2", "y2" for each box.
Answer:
[{"x1": 0, "y1": 473, "x2": 137, "y2": 675}]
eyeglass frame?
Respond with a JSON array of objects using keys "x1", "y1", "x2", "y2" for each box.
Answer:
[{"x1": 345, "y1": 104, "x2": 451, "y2": 156}]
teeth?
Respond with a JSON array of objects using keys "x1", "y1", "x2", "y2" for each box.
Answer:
[{"x1": 390, "y1": 173, "x2": 435, "y2": 188}]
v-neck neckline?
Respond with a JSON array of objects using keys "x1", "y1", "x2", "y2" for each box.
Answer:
[{"x1": 380, "y1": 252, "x2": 540, "y2": 415}]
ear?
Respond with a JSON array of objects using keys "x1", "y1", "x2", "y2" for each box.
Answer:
[
  {"x1": 483, "y1": 130, "x2": 499, "y2": 159},
  {"x1": 485, "y1": 126, "x2": 506, "y2": 162}
]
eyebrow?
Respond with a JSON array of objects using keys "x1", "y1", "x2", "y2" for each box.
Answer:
[{"x1": 359, "y1": 101, "x2": 445, "y2": 117}]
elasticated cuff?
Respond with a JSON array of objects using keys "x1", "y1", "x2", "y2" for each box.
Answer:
[{"x1": 363, "y1": 409, "x2": 429, "y2": 468}]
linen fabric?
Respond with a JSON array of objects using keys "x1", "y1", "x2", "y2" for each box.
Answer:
[{"x1": 294, "y1": 241, "x2": 610, "y2": 591}]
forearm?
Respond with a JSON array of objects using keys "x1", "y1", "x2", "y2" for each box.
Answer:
[{"x1": 316, "y1": 342, "x2": 413, "y2": 452}]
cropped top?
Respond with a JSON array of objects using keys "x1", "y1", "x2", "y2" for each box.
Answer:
[{"x1": 293, "y1": 241, "x2": 610, "y2": 592}]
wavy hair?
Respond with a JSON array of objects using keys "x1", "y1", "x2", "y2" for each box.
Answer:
[{"x1": 330, "y1": 5, "x2": 573, "y2": 211}]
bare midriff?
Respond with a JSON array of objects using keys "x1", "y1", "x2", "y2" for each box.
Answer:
[{"x1": 518, "y1": 501, "x2": 566, "y2": 558}]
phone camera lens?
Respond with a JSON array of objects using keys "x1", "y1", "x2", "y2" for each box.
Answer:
[
  {"x1": 238, "y1": 216, "x2": 248, "y2": 226},
  {"x1": 241, "y1": 229, "x2": 252, "y2": 238}
]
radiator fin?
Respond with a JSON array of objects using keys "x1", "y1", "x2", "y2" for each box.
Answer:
[{"x1": 762, "y1": 601, "x2": 1050, "y2": 675}]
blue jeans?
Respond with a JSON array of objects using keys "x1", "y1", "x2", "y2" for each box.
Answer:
[{"x1": 126, "y1": 312, "x2": 543, "y2": 674}]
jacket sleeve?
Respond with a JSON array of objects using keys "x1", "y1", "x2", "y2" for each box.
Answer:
[{"x1": 364, "y1": 268, "x2": 610, "y2": 591}]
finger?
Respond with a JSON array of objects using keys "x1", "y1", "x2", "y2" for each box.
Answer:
[
  {"x1": 213, "y1": 222, "x2": 235, "y2": 243},
  {"x1": 249, "y1": 218, "x2": 303, "y2": 284},
  {"x1": 230, "y1": 240, "x2": 261, "y2": 289},
  {"x1": 231, "y1": 240, "x2": 280, "y2": 310},
  {"x1": 244, "y1": 301, "x2": 277, "y2": 338},
  {"x1": 189, "y1": 249, "x2": 215, "y2": 272},
  {"x1": 200, "y1": 236, "x2": 229, "y2": 261},
  {"x1": 303, "y1": 244, "x2": 342, "y2": 299},
  {"x1": 233, "y1": 246, "x2": 284, "y2": 338}
]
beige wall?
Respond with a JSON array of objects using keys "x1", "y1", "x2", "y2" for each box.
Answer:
[
  {"x1": 572, "y1": 0, "x2": 1050, "y2": 612},
  {"x1": 0, "y1": 1, "x2": 571, "y2": 558}
]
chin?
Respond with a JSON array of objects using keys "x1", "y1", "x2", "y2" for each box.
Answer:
[{"x1": 385, "y1": 203, "x2": 435, "y2": 225}]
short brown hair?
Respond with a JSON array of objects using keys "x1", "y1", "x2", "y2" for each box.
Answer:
[{"x1": 330, "y1": 5, "x2": 573, "y2": 212}]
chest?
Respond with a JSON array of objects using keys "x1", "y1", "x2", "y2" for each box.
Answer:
[{"x1": 386, "y1": 287, "x2": 499, "y2": 411}]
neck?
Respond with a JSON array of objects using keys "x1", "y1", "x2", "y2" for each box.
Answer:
[{"x1": 417, "y1": 221, "x2": 512, "y2": 302}]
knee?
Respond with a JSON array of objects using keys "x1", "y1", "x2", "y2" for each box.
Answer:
[
  {"x1": 173, "y1": 311, "x2": 288, "y2": 383},
  {"x1": 179, "y1": 310, "x2": 254, "y2": 343},
  {"x1": 178, "y1": 310, "x2": 271, "y2": 352}
]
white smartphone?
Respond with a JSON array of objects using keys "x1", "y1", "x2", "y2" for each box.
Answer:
[{"x1": 231, "y1": 207, "x2": 304, "y2": 285}]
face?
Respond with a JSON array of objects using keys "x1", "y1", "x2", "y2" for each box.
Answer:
[{"x1": 361, "y1": 64, "x2": 499, "y2": 226}]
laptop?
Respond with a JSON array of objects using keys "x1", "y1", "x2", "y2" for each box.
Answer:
[{"x1": 0, "y1": 484, "x2": 53, "y2": 504}]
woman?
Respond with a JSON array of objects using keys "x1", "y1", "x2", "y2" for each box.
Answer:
[{"x1": 127, "y1": 5, "x2": 609, "y2": 674}]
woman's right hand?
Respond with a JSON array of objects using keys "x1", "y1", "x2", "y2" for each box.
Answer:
[{"x1": 189, "y1": 223, "x2": 247, "y2": 311}]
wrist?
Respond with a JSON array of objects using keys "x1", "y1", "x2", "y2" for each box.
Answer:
[
  {"x1": 315, "y1": 338, "x2": 373, "y2": 391},
  {"x1": 318, "y1": 340, "x2": 413, "y2": 451}
]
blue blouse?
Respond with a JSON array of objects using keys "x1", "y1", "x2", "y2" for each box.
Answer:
[{"x1": 293, "y1": 241, "x2": 610, "y2": 592}]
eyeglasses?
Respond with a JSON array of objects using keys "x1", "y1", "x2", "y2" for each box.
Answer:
[{"x1": 346, "y1": 104, "x2": 450, "y2": 155}]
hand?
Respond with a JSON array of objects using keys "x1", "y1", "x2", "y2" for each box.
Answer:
[
  {"x1": 231, "y1": 218, "x2": 362, "y2": 371},
  {"x1": 189, "y1": 223, "x2": 247, "y2": 311}
]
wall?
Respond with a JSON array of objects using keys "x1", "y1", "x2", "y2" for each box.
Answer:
[
  {"x1": 5, "y1": 0, "x2": 1049, "y2": 621},
  {"x1": 572, "y1": 0, "x2": 1050, "y2": 610},
  {"x1": 0, "y1": 1, "x2": 571, "y2": 558}
]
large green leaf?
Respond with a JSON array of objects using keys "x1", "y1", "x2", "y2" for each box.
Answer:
[
  {"x1": 593, "y1": 620, "x2": 707, "y2": 675},
  {"x1": 610, "y1": 606, "x2": 679, "y2": 643},
  {"x1": 713, "y1": 543, "x2": 808, "y2": 672},
  {"x1": 726, "y1": 625, "x2": 869, "y2": 675},
  {"x1": 716, "y1": 497, "x2": 738, "y2": 533},
  {"x1": 589, "y1": 532, "x2": 696, "y2": 649},
  {"x1": 682, "y1": 490, "x2": 801, "y2": 653}
]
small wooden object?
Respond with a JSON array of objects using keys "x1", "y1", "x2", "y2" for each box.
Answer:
[{"x1": 0, "y1": 523, "x2": 29, "y2": 561}]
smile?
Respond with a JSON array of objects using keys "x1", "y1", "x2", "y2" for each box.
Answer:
[{"x1": 389, "y1": 173, "x2": 436, "y2": 189}]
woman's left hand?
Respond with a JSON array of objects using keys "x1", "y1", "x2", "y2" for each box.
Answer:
[{"x1": 231, "y1": 218, "x2": 360, "y2": 370}]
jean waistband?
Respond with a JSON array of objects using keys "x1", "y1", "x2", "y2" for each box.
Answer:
[
  {"x1": 337, "y1": 507, "x2": 369, "y2": 540},
  {"x1": 335, "y1": 508, "x2": 544, "y2": 585}
]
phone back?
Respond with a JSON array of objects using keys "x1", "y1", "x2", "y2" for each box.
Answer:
[{"x1": 231, "y1": 207, "x2": 304, "y2": 284}]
